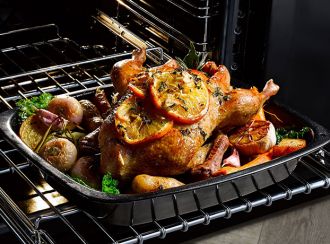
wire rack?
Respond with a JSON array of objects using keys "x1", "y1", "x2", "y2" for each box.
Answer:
[{"x1": 0, "y1": 24, "x2": 329, "y2": 244}]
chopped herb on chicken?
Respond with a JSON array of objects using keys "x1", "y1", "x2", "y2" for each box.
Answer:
[{"x1": 158, "y1": 81, "x2": 168, "y2": 92}]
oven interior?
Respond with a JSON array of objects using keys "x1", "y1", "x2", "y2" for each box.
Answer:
[
  {"x1": 0, "y1": 0, "x2": 329, "y2": 243},
  {"x1": 0, "y1": 0, "x2": 274, "y2": 83}
]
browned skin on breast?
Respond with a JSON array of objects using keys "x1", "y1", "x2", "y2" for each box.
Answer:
[
  {"x1": 100, "y1": 53, "x2": 279, "y2": 181},
  {"x1": 111, "y1": 48, "x2": 179, "y2": 96},
  {"x1": 99, "y1": 80, "x2": 224, "y2": 180}
]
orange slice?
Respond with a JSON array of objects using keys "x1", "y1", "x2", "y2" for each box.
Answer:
[
  {"x1": 127, "y1": 72, "x2": 151, "y2": 99},
  {"x1": 149, "y1": 70, "x2": 209, "y2": 124},
  {"x1": 115, "y1": 96, "x2": 173, "y2": 145}
]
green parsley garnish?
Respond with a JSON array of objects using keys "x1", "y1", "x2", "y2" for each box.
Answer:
[
  {"x1": 102, "y1": 173, "x2": 120, "y2": 195},
  {"x1": 16, "y1": 93, "x2": 53, "y2": 120},
  {"x1": 275, "y1": 127, "x2": 312, "y2": 144}
]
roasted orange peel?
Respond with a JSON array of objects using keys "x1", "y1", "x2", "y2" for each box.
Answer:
[
  {"x1": 127, "y1": 72, "x2": 151, "y2": 99},
  {"x1": 149, "y1": 70, "x2": 209, "y2": 124},
  {"x1": 115, "y1": 96, "x2": 173, "y2": 145}
]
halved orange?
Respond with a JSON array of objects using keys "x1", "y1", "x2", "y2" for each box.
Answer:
[
  {"x1": 229, "y1": 120, "x2": 276, "y2": 156},
  {"x1": 115, "y1": 96, "x2": 173, "y2": 145},
  {"x1": 149, "y1": 70, "x2": 209, "y2": 124}
]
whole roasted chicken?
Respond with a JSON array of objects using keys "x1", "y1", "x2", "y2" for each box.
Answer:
[{"x1": 99, "y1": 49, "x2": 279, "y2": 181}]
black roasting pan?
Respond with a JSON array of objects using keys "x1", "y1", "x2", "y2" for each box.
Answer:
[{"x1": 0, "y1": 87, "x2": 329, "y2": 226}]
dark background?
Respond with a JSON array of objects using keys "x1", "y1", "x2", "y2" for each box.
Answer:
[
  {"x1": 265, "y1": 0, "x2": 330, "y2": 128},
  {"x1": 0, "y1": 0, "x2": 329, "y2": 128}
]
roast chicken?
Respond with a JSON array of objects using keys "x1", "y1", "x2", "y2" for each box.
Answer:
[{"x1": 99, "y1": 49, "x2": 279, "y2": 181}]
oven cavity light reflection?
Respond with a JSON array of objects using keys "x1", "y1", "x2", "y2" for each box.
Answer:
[{"x1": 19, "y1": 181, "x2": 68, "y2": 214}]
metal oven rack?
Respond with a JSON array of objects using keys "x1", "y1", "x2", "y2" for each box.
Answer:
[
  {"x1": 0, "y1": 143, "x2": 329, "y2": 244},
  {"x1": 0, "y1": 24, "x2": 329, "y2": 244}
]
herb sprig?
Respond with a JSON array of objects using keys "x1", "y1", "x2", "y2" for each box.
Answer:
[
  {"x1": 16, "y1": 93, "x2": 53, "y2": 121},
  {"x1": 176, "y1": 42, "x2": 208, "y2": 70},
  {"x1": 102, "y1": 173, "x2": 120, "y2": 195},
  {"x1": 275, "y1": 127, "x2": 313, "y2": 144}
]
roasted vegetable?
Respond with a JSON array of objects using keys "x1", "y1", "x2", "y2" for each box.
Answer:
[
  {"x1": 36, "y1": 109, "x2": 69, "y2": 131},
  {"x1": 78, "y1": 128, "x2": 100, "y2": 155},
  {"x1": 229, "y1": 120, "x2": 276, "y2": 156},
  {"x1": 47, "y1": 95, "x2": 83, "y2": 125},
  {"x1": 272, "y1": 138, "x2": 307, "y2": 157},
  {"x1": 216, "y1": 152, "x2": 272, "y2": 176},
  {"x1": 222, "y1": 147, "x2": 240, "y2": 168},
  {"x1": 16, "y1": 93, "x2": 53, "y2": 121},
  {"x1": 19, "y1": 115, "x2": 48, "y2": 150},
  {"x1": 40, "y1": 138, "x2": 78, "y2": 172},
  {"x1": 275, "y1": 127, "x2": 313, "y2": 144},
  {"x1": 102, "y1": 173, "x2": 120, "y2": 195},
  {"x1": 191, "y1": 134, "x2": 230, "y2": 177},
  {"x1": 132, "y1": 174, "x2": 184, "y2": 193}
]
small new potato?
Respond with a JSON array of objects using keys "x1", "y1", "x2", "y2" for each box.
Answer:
[
  {"x1": 47, "y1": 95, "x2": 83, "y2": 125},
  {"x1": 132, "y1": 174, "x2": 184, "y2": 193},
  {"x1": 40, "y1": 138, "x2": 77, "y2": 172}
]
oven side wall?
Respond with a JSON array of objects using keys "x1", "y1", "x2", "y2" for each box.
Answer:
[{"x1": 265, "y1": 0, "x2": 330, "y2": 128}]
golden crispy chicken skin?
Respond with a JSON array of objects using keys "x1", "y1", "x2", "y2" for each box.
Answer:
[
  {"x1": 111, "y1": 48, "x2": 146, "y2": 96},
  {"x1": 111, "y1": 48, "x2": 179, "y2": 96},
  {"x1": 100, "y1": 50, "x2": 279, "y2": 181}
]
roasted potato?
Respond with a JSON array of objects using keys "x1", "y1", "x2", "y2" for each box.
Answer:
[
  {"x1": 132, "y1": 174, "x2": 184, "y2": 193},
  {"x1": 40, "y1": 138, "x2": 77, "y2": 172},
  {"x1": 272, "y1": 138, "x2": 306, "y2": 157},
  {"x1": 19, "y1": 115, "x2": 48, "y2": 150}
]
